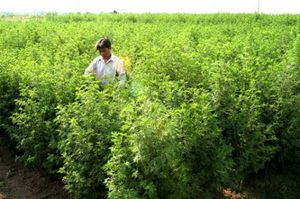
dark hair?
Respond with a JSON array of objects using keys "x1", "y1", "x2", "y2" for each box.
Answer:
[{"x1": 95, "y1": 38, "x2": 111, "y2": 50}]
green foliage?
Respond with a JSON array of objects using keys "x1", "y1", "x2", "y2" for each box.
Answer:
[
  {"x1": 272, "y1": 36, "x2": 300, "y2": 166},
  {"x1": 0, "y1": 50, "x2": 20, "y2": 133},
  {"x1": 0, "y1": 13, "x2": 299, "y2": 198},
  {"x1": 104, "y1": 85, "x2": 230, "y2": 198},
  {"x1": 56, "y1": 79, "x2": 123, "y2": 198}
]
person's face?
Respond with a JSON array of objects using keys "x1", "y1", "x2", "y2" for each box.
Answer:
[{"x1": 99, "y1": 47, "x2": 112, "y2": 60}]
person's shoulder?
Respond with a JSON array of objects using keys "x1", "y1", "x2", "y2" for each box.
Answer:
[
  {"x1": 112, "y1": 54, "x2": 123, "y2": 63},
  {"x1": 92, "y1": 56, "x2": 102, "y2": 63}
]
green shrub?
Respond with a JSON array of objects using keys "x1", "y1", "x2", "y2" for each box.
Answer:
[
  {"x1": 56, "y1": 79, "x2": 123, "y2": 198},
  {"x1": 105, "y1": 86, "x2": 233, "y2": 199}
]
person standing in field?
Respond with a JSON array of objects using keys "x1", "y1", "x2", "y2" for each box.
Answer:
[{"x1": 84, "y1": 38, "x2": 126, "y2": 86}]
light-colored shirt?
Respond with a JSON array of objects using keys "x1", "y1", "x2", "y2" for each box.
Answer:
[{"x1": 84, "y1": 54, "x2": 126, "y2": 86}]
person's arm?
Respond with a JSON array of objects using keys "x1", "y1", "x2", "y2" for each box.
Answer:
[
  {"x1": 84, "y1": 57, "x2": 98, "y2": 75},
  {"x1": 116, "y1": 59, "x2": 127, "y2": 86}
]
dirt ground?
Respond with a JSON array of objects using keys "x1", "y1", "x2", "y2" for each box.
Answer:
[{"x1": 0, "y1": 138, "x2": 70, "y2": 199}]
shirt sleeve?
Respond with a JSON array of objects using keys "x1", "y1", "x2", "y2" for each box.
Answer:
[
  {"x1": 116, "y1": 59, "x2": 127, "y2": 86},
  {"x1": 84, "y1": 57, "x2": 98, "y2": 75}
]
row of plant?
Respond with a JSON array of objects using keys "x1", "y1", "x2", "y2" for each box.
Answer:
[{"x1": 0, "y1": 14, "x2": 299, "y2": 198}]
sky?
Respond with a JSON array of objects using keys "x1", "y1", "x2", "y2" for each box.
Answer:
[{"x1": 0, "y1": 0, "x2": 299, "y2": 14}]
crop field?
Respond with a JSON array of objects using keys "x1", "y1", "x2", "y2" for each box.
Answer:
[{"x1": 0, "y1": 13, "x2": 300, "y2": 198}]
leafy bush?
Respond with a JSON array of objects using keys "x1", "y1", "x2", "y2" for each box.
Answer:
[
  {"x1": 0, "y1": 13, "x2": 299, "y2": 199},
  {"x1": 56, "y1": 79, "x2": 124, "y2": 198}
]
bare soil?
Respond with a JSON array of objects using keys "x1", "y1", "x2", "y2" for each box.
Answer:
[{"x1": 0, "y1": 136, "x2": 70, "y2": 199}]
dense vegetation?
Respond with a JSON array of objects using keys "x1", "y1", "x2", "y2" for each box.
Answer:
[{"x1": 0, "y1": 13, "x2": 299, "y2": 198}]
